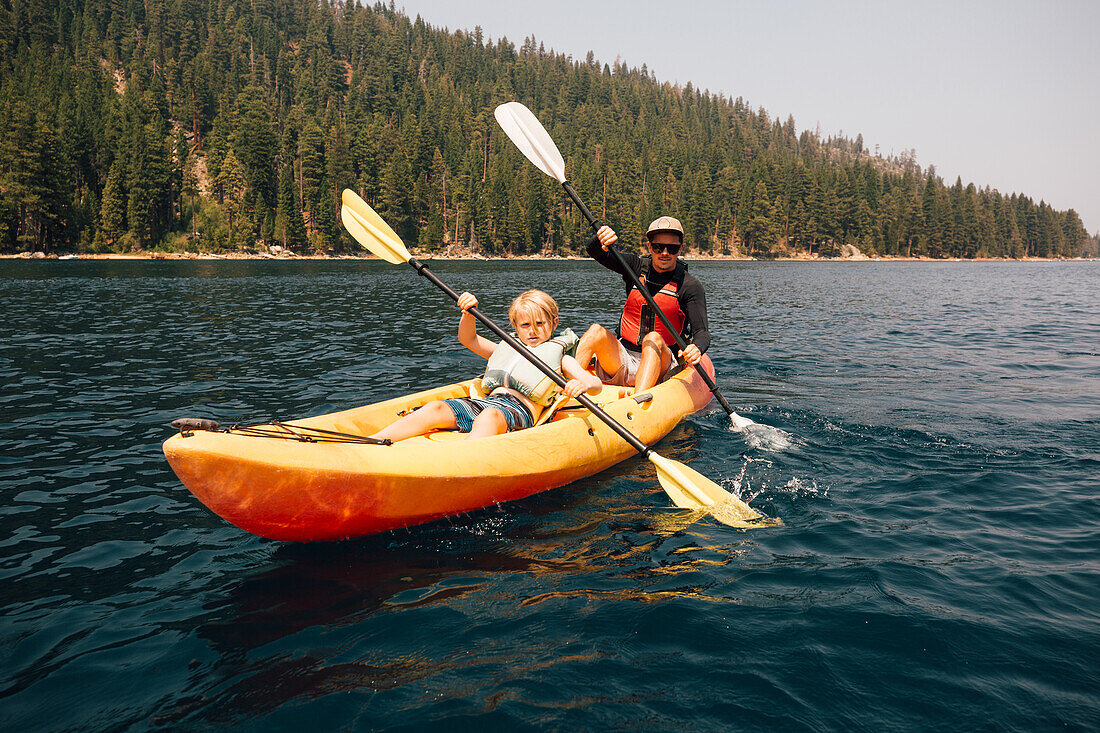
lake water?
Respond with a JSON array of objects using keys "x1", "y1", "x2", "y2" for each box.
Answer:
[{"x1": 1, "y1": 258, "x2": 1098, "y2": 730}]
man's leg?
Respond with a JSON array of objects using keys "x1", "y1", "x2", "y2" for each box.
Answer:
[
  {"x1": 576, "y1": 324, "x2": 624, "y2": 380},
  {"x1": 633, "y1": 332, "x2": 674, "y2": 393}
]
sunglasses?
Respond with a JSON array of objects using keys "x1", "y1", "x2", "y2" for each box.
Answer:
[{"x1": 649, "y1": 241, "x2": 682, "y2": 254}]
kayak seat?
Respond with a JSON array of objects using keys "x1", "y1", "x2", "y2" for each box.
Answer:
[
  {"x1": 466, "y1": 378, "x2": 628, "y2": 426},
  {"x1": 424, "y1": 431, "x2": 465, "y2": 443}
]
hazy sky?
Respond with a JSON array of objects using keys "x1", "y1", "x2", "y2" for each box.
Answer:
[{"x1": 395, "y1": 0, "x2": 1099, "y2": 233}]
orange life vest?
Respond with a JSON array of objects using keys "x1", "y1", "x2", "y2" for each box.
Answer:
[{"x1": 618, "y1": 262, "x2": 687, "y2": 349}]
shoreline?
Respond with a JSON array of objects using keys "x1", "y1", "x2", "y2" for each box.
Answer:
[{"x1": 2, "y1": 251, "x2": 1092, "y2": 263}]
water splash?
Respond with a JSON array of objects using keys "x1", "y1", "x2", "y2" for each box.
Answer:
[
  {"x1": 652, "y1": 465, "x2": 783, "y2": 531},
  {"x1": 730, "y1": 417, "x2": 793, "y2": 451},
  {"x1": 652, "y1": 502, "x2": 783, "y2": 531},
  {"x1": 708, "y1": 497, "x2": 785, "y2": 528},
  {"x1": 778, "y1": 476, "x2": 826, "y2": 498}
]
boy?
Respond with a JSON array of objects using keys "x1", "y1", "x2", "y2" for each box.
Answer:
[{"x1": 370, "y1": 289, "x2": 602, "y2": 442}]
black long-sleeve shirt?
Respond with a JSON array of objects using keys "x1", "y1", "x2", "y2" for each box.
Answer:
[{"x1": 586, "y1": 236, "x2": 711, "y2": 355}]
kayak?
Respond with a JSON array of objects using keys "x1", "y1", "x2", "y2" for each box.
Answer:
[{"x1": 163, "y1": 358, "x2": 716, "y2": 541}]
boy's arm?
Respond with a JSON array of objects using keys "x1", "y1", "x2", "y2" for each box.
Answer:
[
  {"x1": 560, "y1": 355, "x2": 603, "y2": 398},
  {"x1": 456, "y1": 292, "x2": 497, "y2": 359}
]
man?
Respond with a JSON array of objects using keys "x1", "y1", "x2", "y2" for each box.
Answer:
[{"x1": 576, "y1": 215, "x2": 710, "y2": 393}]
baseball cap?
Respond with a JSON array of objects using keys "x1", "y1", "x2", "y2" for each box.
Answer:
[{"x1": 646, "y1": 215, "x2": 684, "y2": 241}]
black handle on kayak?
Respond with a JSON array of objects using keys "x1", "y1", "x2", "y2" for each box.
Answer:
[
  {"x1": 561, "y1": 181, "x2": 736, "y2": 416},
  {"x1": 409, "y1": 257, "x2": 653, "y2": 458}
]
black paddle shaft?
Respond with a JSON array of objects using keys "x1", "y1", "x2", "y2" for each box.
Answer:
[
  {"x1": 560, "y1": 181, "x2": 736, "y2": 416},
  {"x1": 408, "y1": 257, "x2": 652, "y2": 457}
]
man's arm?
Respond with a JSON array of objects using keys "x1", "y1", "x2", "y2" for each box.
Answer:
[
  {"x1": 679, "y1": 275, "x2": 711, "y2": 355},
  {"x1": 586, "y1": 232, "x2": 642, "y2": 277}
]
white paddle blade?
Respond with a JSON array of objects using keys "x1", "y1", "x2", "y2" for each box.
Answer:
[
  {"x1": 494, "y1": 102, "x2": 566, "y2": 182},
  {"x1": 340, "y1": 189, "x2": 411, "y2": 265},
  {"x1": 729, "y1": 412, "x2": 754, "y2": 432},
  {"x1": 648, "y1": 453, "x2": 776, "y2": 529}
]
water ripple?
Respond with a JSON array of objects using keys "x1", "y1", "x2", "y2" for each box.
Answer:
[{"x1": 1, "y1": 259, "x2": 1097, "y2": 730}]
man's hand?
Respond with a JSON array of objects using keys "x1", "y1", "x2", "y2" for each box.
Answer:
[
  {"x1": 596, "y1": 225, "x2": 618, "y2": 251},
  {"x1": 678, "y1": 343, "x2": 702, "y2": 366}
]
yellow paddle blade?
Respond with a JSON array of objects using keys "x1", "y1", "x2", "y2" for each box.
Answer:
[
  {"x1": 340, "y1": 189, "x2": 411, "y2": 265},
  {"x1": 648, "y1": 452, "x2": 779, "y2": 529}
]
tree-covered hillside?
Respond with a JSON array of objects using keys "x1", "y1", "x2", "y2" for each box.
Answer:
[{"x1": 0, "y1": 0, "x2": 1095, "y2": 258}]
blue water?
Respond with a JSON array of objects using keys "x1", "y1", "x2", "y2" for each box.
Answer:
[{"x1": 1, "y1": 259, "x2": 1098, "y2": 731}]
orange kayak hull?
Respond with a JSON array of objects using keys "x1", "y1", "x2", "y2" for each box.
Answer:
[{"x1": 163, "y1": 359, "x2": 716, "y2": 541}]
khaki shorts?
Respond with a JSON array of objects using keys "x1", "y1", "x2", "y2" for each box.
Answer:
[{"x1": 594, "y1": 339, "x2": 680, "y2": 386}]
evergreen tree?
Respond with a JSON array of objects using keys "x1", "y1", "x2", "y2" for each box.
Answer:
[
  {"x1": 378, "y1": 147, "x2": 413, "y2": 241},
  {"x1": 0, "y1": 0, "x2": 1084, "y2": 258},
  {"x1": 126, "y1": 117, "x2": 173, "y2": 247},
  {"x1": 276, "y1": 157, "x2": 308, "y2": 251},
  {"x1": 100, "y1": 159, "x2": 127, "y2": 244},
  {"x1": 0, "y1": 102, "x2": 70, "y2": 251},
  {"x1": 181, "y1": 146, "x2": 200, "y2": 239},
  {"x1": 232, "y1": 85, "x2": 277, "y2": 210},
  {"x1": 426, "y1": 147, "x2": 448, "y2": 247},
  {"x1": 298, "y1": 116, "x2": 327, "y2": 239},
  {"x1": 22, "y1": 115, "x2": 71, "y2": 251},
  {"x1": 215, "y1": 148, "x2": 247, "y2": 247}
]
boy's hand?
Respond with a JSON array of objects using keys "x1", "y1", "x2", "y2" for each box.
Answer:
[
  {"x1": 562, "y1": 379, "x2": 587, "y2": 399},
  {"x1": 596, "y1": 225, "x2": 618, "y2": 251},
  {"x1": 457, "y1": 292, "x2": 478, "y2": 312}
]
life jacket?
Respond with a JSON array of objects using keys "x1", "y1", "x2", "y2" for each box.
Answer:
[
  {"x1": 479, "y1": 329, "x2": 579, "y2": 406},
  {"x1": 618, "y1": 260, "x2": 687, "y2": 349}
]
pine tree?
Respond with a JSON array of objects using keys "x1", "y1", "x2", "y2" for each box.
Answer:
[
  {"x1": 856, "y1": 199, "x2": 875, "y2": 251},
  {"x1": 181, "y1": 147, "x2": 200, "y2": 240},
  {"x1": 215, "y1": 149, "x2": 247, "y2": 247},
  {"x1": 0, "y1": 0, "x2": 1082, "y2": 258},
  {"x1": 428, "y1": 147, "x2": 448, "y2": 246},
  {"x1": 298, "y1": 117, "x2": 327, "y2": 239},
  {"x1": 741, "y1": 180, "x2": 772, "y2": 255},
  {"x1": 22, "y1": 115, "x2": 70, "y2": 251},
  {"x1": 126, "y1": 117, "x2": 173, "y2": 248},
  {"x1": 276, "y1": 158, "x2": 308, "y2": 251},
  {"x1": 232, "y1": 85, "x2": 277, "y2": 210},
  {"x1": 100, "y1": 159, "x2": 127, "y2": 244},
  {"x1": 378, "y1": 148, "x2": 412, "y2": 241}
]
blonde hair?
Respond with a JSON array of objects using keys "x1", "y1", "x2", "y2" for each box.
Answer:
[{"x1": 509, "y1": 289, "x2": 559, "y2": 329}]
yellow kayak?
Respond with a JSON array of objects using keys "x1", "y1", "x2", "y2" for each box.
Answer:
[{"x1": 163, "y1": 358, "x2": 716, "y2": 541}]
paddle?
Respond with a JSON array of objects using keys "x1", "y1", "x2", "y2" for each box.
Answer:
[
  {"x1": 493, "y1": 101, "x2": 754, "y2": 432},
  {"x1": 340, "y1": 189, "x2": 769, "y2": 527}
]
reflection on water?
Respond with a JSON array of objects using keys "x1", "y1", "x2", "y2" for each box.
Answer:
[{"x1": 198, "y1": 539, "x2": 547, "y2": 653}]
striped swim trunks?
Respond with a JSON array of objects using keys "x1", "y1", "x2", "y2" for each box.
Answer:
[{"x1": 443, "y1": 392, "x2": 535, "y2": 433}]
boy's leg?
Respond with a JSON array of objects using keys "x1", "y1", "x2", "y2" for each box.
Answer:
[
  {"x1": 467, "y1": 394, "x2": 535, "y2": 438},
  {"x1": 370, "y1": 401, "x2": 458, "y2": 442},
  {"x1": 467, "y1": 408, "x2": 509, "y2": 439}
]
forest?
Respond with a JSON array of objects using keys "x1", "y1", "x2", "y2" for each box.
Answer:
[{"x1": 1, "y1": 0, "x2": 1096, "y2": 259}]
